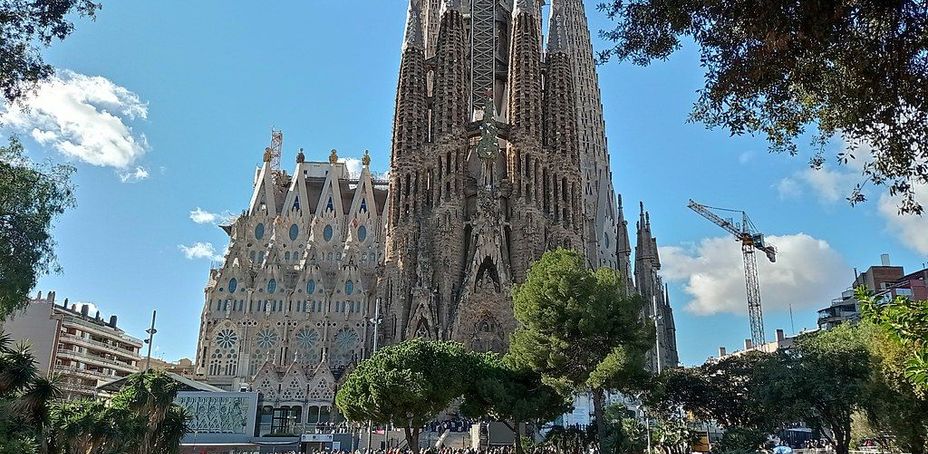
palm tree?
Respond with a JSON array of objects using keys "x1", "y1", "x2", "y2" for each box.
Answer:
[
  {"x1": 15, "y1": 376, "x2": 61, "y2": 454},
  {"x1": 0, "y1": 337, "x2": 38, "y2": 396}
]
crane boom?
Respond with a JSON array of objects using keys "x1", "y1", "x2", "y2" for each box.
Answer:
[{"x1": 687, "y1": 199, "x2": 776, "y2": 347}]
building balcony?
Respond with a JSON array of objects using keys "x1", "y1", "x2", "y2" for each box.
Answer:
[
  {"x1": 56, "y1": 349, "x2": 138, "y2": 374},
  {"x1": 57, "y1": 382, "x2": 96, "y2": 397},
  {"x1": 58, "y1": 332, "x2": 141, "y2": 360},
  {"x1": 53, "y1": 364, "x2": 117, "y2": 382},
  {"x1": 59, "y1": 316, "x2": 142, "y2": 348}
]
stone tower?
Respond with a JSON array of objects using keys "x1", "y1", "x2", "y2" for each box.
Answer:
[{"x1": 379, "y1": 0, "x2": 667, "y2": 356}]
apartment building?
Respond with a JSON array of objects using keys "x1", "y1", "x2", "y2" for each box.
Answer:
[{"x1": 2, "y1": 291, "x2": 143, "y2": 400}]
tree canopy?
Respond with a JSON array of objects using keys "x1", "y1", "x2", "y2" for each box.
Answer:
[
  {"x1": 336, "y1": 338, "x2": 475, "y2": 453},
  {"x1": 1, "y1": 0, "x2": 99, "y2": 102},
  {"x1": 462, "y1": 353, "x2": 570, "y2": 454},
  {"x1": 598, "y1": 0, "x2": 928, "y2": 213},
  {"x1": 509, "y1": 248, "x2": 653, "y2": 450},
  {"x1": 0, "y1": 137, "x2": 74, "y2": 320}
]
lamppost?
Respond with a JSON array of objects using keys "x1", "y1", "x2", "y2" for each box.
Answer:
[
  {"x1": 652, "y1": 295, "x2": 662, "y2": 374},
  {"x1": 367, "y1": 298, "x2": 382, "y2": 452},
  {"x1": 144, "y1": 310, "x2": 157, "y2": 371}
]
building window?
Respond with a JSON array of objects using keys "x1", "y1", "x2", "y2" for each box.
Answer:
[
  {"x1": 323, "y1": 225, "x2": 334, "y2": 242},
  {"x1": 289, "y1": 224, "x2": 299, "y2": 241},
  {"x1": 267, "y1": 279, "x2": 277, "y2": 294},
  {"x1": 255, "y1": 223, "x2": 265, "y2": 240},
  {"x1": 228, "y1": 278, "x2": 238, "y2": 294}
]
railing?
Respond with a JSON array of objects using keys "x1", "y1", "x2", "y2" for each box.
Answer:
[
  {"x1": 58, "y1": 333, "x2": 141, "y2": 360},
  {"x1": 56, "y1": 382, "x2": 95, "y2": 395},
  {"x1": 57, "y1": 348, "x2": 138, "y2": 371},
  {"x1": 53, "y1": 364, "x2": 115, "y2": 380},
  {"x1": 59, "y1": 316, "x2": 142, "y2": 346}
]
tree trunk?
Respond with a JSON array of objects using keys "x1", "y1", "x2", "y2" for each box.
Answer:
[
  {"x1": 592, "y1": 388, "x2": 606, "y2": 452},
  {"x1": 404, "y1": 425, "x2": 421, "y2": 454},
  {"x1": 509, "y1": 419, "x2": 524, "y2": 454}
]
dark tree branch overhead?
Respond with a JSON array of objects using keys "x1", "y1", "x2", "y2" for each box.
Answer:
[
  {"x1": 597, "y1": 0, "x2": 928, "y2": 213},
  {"x1": 0, "y1": 0, "x2": 99, "y2": 103}
]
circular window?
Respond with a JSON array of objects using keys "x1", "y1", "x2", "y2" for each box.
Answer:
[
  {"x1": 255, "y1": 223, "x2": 265, "y2": 240},
  {"x1": 289, "y1": 224, "x2": 299, "y2": 241},
  {"x1": 345, "y1": 280, "x2": 354, "y2": 295},
  {"x1": 267, "y1": 279, "x2": 277, "y2": 294},
  {"x1": 323, "y1": 225, "x2": 334, "y2": 242},
  {"x1": 215, "y1": 329, "x2": 238, "y2": 349},
  {"x1": 228, "y1": 278, "x2": 238, "y2": 294},
  {"x1": 306, "y1": 279, "x2": 316, "y2": 294},
  {"x1": 357, "y1": 225, "x2": 367, "y2": 242},
  {"x1": 255, "y1": 328, "x2": 279, "y2": 350}
]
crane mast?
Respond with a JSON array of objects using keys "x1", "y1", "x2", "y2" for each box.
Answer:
[{"x1": 687, "y1": 200, "x2": 776, "y2": 347}]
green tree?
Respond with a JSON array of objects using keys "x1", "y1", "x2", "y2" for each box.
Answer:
[
  {"x1": 109, "y1": 370, "x2": 188, "y2": 454},
  {"x1": 336, "y1": 339, "x2": 473, "y2": 454},
  {"x1": 601, "y1": 403, "x2": 646, "y2": 454},
  {"x1": 509, "y1": 248, "x2": 653, "y2": 450},
  {"x1": 462, "y1": 353, "x2": 570, "y2": 454},
  {"x1": 0, "y1": 1, "x2": 99, "y2": 102},
  {"x1": 646, "y1": 352, "x2": 782, "y2": 453},
  {"x1": 0, "y1": 137, "x2": 75, "y2": 320},
  {"x1": 598, "y1": 0, "x2": 928, "y2": 213},
  {"x1": 770, "y1": 325, "x2": 871, "y2": 454},
  {"x1": 860, "y1": 291, "x2": 928, "y2": 391},
  {"x1": 857, "y1": 321, "x2": 928, "y2": 454},
  {"x1": 47, "y1": 369, "x2": 189, "y2": 454}
]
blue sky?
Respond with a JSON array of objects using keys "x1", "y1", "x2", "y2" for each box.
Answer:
[{"x1": 3, "y1": 1, "x2": 926, "y2": 367}]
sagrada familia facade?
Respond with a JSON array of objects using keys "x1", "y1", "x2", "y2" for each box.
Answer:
[{"x1": 195, "y1": 0, "x2": 678, "y2": 397}]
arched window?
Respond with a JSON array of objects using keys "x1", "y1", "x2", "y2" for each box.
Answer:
[
  {"x1": 345, "y1": 280, "x2": 354, "y2": 295},
  {"x1": 267, "y1": 279, "x2": 277, "y2": 294},
  {"x1": 289, "y1": 224, "x2": 299, "y2": 241},
  {"x1": 357, "y1": 225, "x2": 367, "y2": 242},
  {"x1": 307, "y1": 279, "x2": 316, "y2": 294},
  {"x1": 255, "y1": 223, "x2": 265, "y2": 240},
  {"x1": 228, "y1": 278, "x2": 238, "y2": 294},
  {"x1": 323, "y1": 225, "x2": 334, "y2": 242}
]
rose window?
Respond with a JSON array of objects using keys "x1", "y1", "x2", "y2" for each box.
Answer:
[
  {"x1": 215, "y1": 329, "x2": 238, "y2": 349},
  {"x1": 255, "y1": 329, "x2": 279, "y2": 350}
]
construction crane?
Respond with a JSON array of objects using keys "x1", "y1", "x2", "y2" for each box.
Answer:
[
  {"x1": 687, "y1": 199, "x2": 776, "y2": 347},
  {"x1": 268, "y1": 129, "x2": 283, "y2": 170}
]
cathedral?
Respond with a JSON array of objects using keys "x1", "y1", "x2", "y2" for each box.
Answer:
[{"x1": 194, "y1": 0, "x2": 678, "y2": 400}]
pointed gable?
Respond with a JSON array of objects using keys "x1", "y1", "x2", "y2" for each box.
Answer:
[{"x1": 248, "y1": 161, "x2": 279, "y2": 217}]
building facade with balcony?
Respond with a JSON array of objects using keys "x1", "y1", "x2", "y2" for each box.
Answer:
[
  {"x1": 1, "y1": 291, "x2": 143, "y2": 400},
  {"x1": 817, "y1": 254, "x2": 928, "y2": 330}
]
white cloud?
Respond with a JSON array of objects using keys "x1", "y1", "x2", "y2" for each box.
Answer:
[
  {"x1": 879, "y1": 183, "x2": 928, "y2": 254},
  {"x1": 775, "y1": 177, "x2": 802, "y2": 200},
  {"x1": 344, "y1": 158, "x2": 363, "y2": 179},
  {"x1": 118, "y1": 166, "x2": 149, "y2": 183},
  {"x1": 0, "y1": 70, "x2": 148, "y2": 169},
  {"x1": 188, "y1": 207, "x2": 235, "y2": 225},
  {"x1": 660, "y1": 234, "x2": 849, "y2": 316},
  {"x1": 179, "y1": 242, "x2": 224, "y2": 261},
  {"x1": 69, "y1": 301, "x2": 102, "y2": 317},
  {"x1": 190, "y1": 207, "x2": 219, "y2": 224},
  {"x1": 776, "y1": 166, "x2": 858, "y2": 204},
  {"x1": 800, "y1": 166, "x2": 856, "y2": 203}
]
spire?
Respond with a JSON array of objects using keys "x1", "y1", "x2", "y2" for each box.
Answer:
[
  {"x1": 403, "y1": 0, "x2": 425, "y2": 51},
  {"x1": 439, "y1": 0, "x2": 461, "y2": 17},
  {"x1": 513, "y1": 0, "x2": 537, "y2": 17},
  {"x1": 636, "y1": 201, "x2": 655, "y2": 264},
  {"x1": 507, "y1": 0, "x2": 543, "y2": 140},
  {"x1": 547, "y1": 9, "x2": 568, "y2": 53},
  {"x1": 431, "y1": 0, "x2": 468, "y2": 137}
]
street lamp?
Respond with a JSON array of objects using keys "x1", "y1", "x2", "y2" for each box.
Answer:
[
  {"x1": 367, "y1": 298, "x2": 383, "y2": 452},
  {"x1": 652, "y1": 295, "x2": 662, "y2": 374},
  {"x1": 144, "y1": 310, "x2": 157, "y2": 371}
]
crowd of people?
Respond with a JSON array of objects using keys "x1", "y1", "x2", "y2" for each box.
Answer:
[{"x1": 424, "y1": 418, "x2": 476, "y2": 433}]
